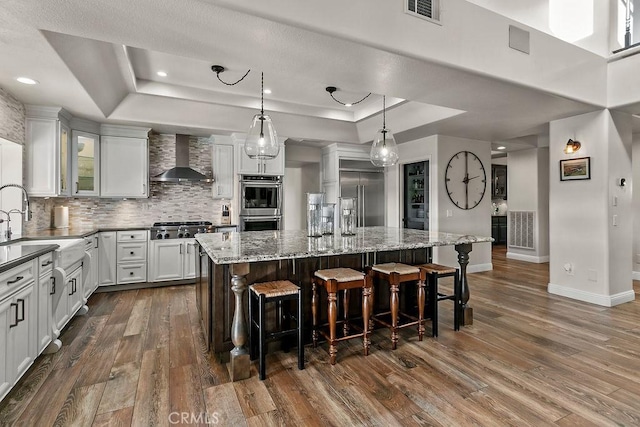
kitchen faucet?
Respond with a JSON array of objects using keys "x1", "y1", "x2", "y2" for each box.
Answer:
[{"x1": 0, "y1": 183, "x2": 31, "y2": 241}]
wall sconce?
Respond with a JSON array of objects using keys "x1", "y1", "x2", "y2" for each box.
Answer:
[{"x1": 564, "y1": 139, "x2": 581, "y2": 154}]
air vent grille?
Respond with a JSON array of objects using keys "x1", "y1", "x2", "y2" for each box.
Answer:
[
  {"x1": 406, "y1": 0, "x2": 439, "y2": 21},
  {"x1": 509, "y1": 211, "x2": 535, "y2": 249}
]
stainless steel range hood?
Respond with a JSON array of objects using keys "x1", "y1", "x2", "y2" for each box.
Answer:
[{"x1": 152, "y1": 134, "x2": 213, "y2": 183}]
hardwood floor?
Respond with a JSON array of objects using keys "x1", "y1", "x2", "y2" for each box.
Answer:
[{"x1": 2, "y1": 247, "x2": 640, "y2": 426}]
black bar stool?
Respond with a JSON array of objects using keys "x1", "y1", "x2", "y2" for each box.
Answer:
[
  {"x1": 417, "y1": 263, "x2": 461, "y2": 336},
  {"x1": 249, "y1": 280, "x2": 304, "y2": 380}
]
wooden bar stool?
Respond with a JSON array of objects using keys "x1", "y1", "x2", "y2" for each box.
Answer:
[
  {"x1": 369, "y1": 263, "x2": 427, "y2": 349},
  {"x1": 418, "y1": 263, "x2": 461, "y2": 337},
  {"x1": 249, "y1": 280, "x2": 304, "y2": 380},
  {"x1": 312, "y1": 268, "x2": 372, "y2": 365}
]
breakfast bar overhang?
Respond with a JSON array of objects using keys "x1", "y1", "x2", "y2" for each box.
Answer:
[{"x1": 195, "y1": 227, "x2": 493, "y2": 381}]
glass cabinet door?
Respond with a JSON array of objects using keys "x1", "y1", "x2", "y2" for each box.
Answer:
[
  {"x1": 71, "y1": 131, "x2": 100, "y2": 196},
  {"x1": 59, "y1": 122, "x2": 71, "y2": 196}
]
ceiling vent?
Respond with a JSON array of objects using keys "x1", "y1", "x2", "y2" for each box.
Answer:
[{"x1": 406, "y1": 0, "x2": 439, "y2": 22}]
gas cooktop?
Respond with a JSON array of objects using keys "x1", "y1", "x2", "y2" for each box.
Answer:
[{"x1": 150, "y1": 221, "x2": 213, "y2": 240}]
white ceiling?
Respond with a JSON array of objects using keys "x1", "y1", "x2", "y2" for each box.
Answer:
[{"x1": 0, "y1": 0, "x2": 607, "y2": 151}]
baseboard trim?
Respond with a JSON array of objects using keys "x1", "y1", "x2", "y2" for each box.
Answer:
[
  {"x1": 633, "y1": 271, "x2": 640, "y2": 281},
  {"x1": 468, "y1": 263, "x2": 492, "y2": 273},
  {"x1": 547, "y1": 282, "x2": 635, "y2": 307},
  {"x1": 506, "y1": 252, "x2": 549, "y2": 263}
]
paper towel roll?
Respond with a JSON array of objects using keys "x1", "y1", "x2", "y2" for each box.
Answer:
[{"x1": 53, "y1": 206, "x2": 69, "y2": 229}]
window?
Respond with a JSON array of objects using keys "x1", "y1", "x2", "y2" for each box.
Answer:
[{"x1": 406, "y1": 0, "x2": 440, "y2": 22}]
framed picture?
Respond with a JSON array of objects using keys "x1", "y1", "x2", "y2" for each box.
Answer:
[{"x1": 560, "y1": 157, "x2": 591, "y2": 181}]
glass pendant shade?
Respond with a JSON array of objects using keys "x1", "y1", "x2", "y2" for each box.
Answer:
[
  {"x1": 370, "y1": 128, "x2": 399, "y2": 167},
  {"x1": 245, "y1": 113, "x2": 279, "y2": 159}
]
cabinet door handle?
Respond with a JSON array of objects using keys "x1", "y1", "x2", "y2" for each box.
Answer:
[
  {"x1": 17, "y1": 298, "x2": 25, "y2": 322},
  {"x1": 69, "y1": 280, "x2": 74, "y2": 295},
  {"x1": 50, "y1": 277, "x2": 56, "y2": 295},
  {"x1": 142, "y1": 183, "x2": 146, "y2": 195},
  {"x1": 95, "y1": 236, "x2": 99, "y2": 248},
  {"x1": 130, "y1": 235, "x2": 134, "y2": 239},
  {"x1": 129, "y1": 271, "x2": 134, "y2": 276},
  {"x1": 41, "y1": 260, "x2": 52, "y2": 267},
  {"x1": 8, "y1": 276, "x2": 23, "y2": 284},
  {"x1": 179, "y1": 243, "x2": 183, "y2": 254},
  {"x1": 130, "y1": 251, "x2": 135, "y2": 255},
  {"x1": 9, "y1": 303, "x2": 18, "y2": 328},
  {"x1": 75, "y1": 182, "x2": 79, "y2": 194}
]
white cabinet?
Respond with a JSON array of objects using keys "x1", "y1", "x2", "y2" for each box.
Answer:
[
  {"x1": 101, "y1": 136, "x2": 149, "y2": 198},
  {"x1": 98, "y1": 232, "x2": 117, "y2": 287},
  {"x1": 236, "y1": 142, "x2": 285, "y2": 176},
  {"x1": 116, "y1": 230, "x2": 148, "y2": 284},
  {"x1": 148, "y1": 239, "x2": 197, "y2": 282},
  {"x1": 24, "y1": 106, "x2": 72, "y2": 197},
  {"x1": 71, "y1": 130, "x2": 100, "y2": 196},
  {"x1": 55, "y1": 265, "x2": 82, "y2": 332},
  {"x1": 84, "y1": 235, "x2": 99, "y2": 299},
  {"x1": 212, "y1": 143, "x2": 234, "y2": 199},
  {"x1": 36, "y1": 252, "x2": 54, "y2": 355},
  {"x1": 0, "y1": 260, "x2": 38, "y2": 402}
]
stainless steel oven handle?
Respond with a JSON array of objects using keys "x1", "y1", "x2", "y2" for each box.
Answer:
[
  {"x1": 240, "y1": 182, "x2": 281, "y2": 188},
  {"x1": 241, "y1": 216, "x2": 282, "y2": 222}
]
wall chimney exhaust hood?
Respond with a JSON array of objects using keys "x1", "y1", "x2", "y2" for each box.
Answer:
[{"x1": 152, "y1": 134, "x2": 213, "y2": 182}]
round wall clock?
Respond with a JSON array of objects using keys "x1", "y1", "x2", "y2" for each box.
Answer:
[{"x1": 445, "y1": 151, "x2": 486, "y2": 210}]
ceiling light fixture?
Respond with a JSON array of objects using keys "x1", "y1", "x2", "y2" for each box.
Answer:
[
  {"x1": 245, "y1": 72, "x2": 279, "y2": 160},
  {"x1": 564, "y1": 138, "x2": 581, "y2": 154},
  {"x1": 497, "y1": 146, "x2": 506, "y2": 150},
  {"x1": 211, "y1": 65, "x2": 251, "y2": 86},
  {"x1": 370, "y1": 95, "x2": 399, "y2": 167},
  {"x1": 157, "y1": 71, "x2": 168, "y2": 77},
  {"x1": 325, "y1": 86, "x2": 371, "y2": 107},
  {"x1": 16, "y1": 77, "x2": 38, "y2": 85},
  {"x1": 263, "y1": 89, "x2": 272, "y2": 95}
]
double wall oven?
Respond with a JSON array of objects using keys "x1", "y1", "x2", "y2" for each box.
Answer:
[{"x1": 239, "y1": 175, "x2": 282, "y2": 231}]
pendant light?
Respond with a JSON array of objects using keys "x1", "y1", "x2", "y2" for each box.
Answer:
[
  {"x1": 245, "y1": 72, "x2": 279, "y2": 159},
  {"x1": 370, "y1": 95, "x2": 399, "y2": 167}
]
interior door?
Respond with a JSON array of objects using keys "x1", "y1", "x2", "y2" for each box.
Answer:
[{"x1": 359, "y1": 171, "x2": 384, "y2": 227}]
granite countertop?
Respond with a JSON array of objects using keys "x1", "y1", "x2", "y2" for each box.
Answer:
[
  {"x1": 0, "y1": 243, "x2": 59, "y2": 273},
  {"x1": 196, "y1": 226, "x2": 493, "y2": 264},
  {"x1": 21, "y1": 223, "x2": 238, "y2": 240}
]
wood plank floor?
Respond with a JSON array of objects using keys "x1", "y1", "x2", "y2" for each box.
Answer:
[{"x1": 2, "y1": 246, "x2": 640, "y2": 426}]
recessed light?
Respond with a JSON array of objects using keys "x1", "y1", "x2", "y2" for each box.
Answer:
[
  {"x1": 16, "y1": 77, "x2": 38, "y2": 85},
  {"x1": 157, "y1": 71, "x2": 168, "y2": 77},
  {"x1": 344, "y1": 103, "x2": 352, "y2": 107},
  {"x1": 263, "y1": 88, "x2": 272, "y2": 94},
  {"x1": 497, "y1": 146, "x2": 506, "y2": 150}
]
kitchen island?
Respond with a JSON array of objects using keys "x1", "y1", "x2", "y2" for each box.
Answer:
[{"x1": 195, "y1": 227, "x2": 492, "y2": 381}]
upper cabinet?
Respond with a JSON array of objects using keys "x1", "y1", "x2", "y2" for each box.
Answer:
[
  {"x1": 25, "y1": 107, "x2": 150, "y2": 199},
  {"x1": 100, "y1": 126, "x2": 150, "y2": 198},
  {"x1": 211, "y1": 137, "x2": 234, "y2": 199},
  {"x1": 25, "y1": 106, "x2": 72, "y2": 197},
  {"x1": 234, "y1": 134, "x2": 285, "y2": 176},
  {"x1": 491, "y1": 164, "x2": 507, "y2": 199}
]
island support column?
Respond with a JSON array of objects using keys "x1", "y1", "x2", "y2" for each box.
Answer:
[
  {"x1": 230, "y1": 263, "x2": 250, "y2": 381},
  {"x1": 454, "y1": 243, "x2": 473, "y2": 325}
]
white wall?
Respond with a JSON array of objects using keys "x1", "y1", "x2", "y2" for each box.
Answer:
[
  {"x1": 283, "y1": 164, "x2": 320, "y2": 231},
  {"x1": 387, "y1": 134, "x2": 492, "y2": 272},
  {"x1": 467, "y1": 0, "x2": 611, "y2": 56},
  {"x1": 633, "y1": 134, "x2": 640, "y2": 279},
  {"x1": 505, "y1": 146, "x2": 549, "y2": 262},
  {"x1": 0, "y1": 137, "x2": 24, "y2": 238},
  {"x1": 435, "y1": 136, "x2": 492, "y2": 272},
  {"x1": 548, "y1": 109, "x2": 634, "y2": 306}
]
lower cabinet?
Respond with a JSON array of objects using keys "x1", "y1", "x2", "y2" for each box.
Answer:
[
  {"x1": 491, "y1": 216, "x2": 507, "y2": 245},
  {"x1": 116, "y1": 230, "x2": 148, "y2": 284},
  {"x1": 98, "y1": 232, "x2": 117, "y2": 286},
  {"x1": 0, "y1": 261, "x2": 38, "y2": 403},
  {"x1": 54, "y1": 264, "x2": 83, "y2": 332},
  {"x1": 148, "y1": 239, "x2": 197, "y2": 282}
]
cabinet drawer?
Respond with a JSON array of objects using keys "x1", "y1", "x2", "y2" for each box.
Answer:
[
  {"x1": 116, "y1": 230, "x2": 148, "y2": 242},
  {"x1": 38, "y1": 252, "x2": 54, "y2": 276},
  {"x1": 116, "y1": 263, "x2": 147, "y2": 284},
  {"x1": 116, "y1": 243, "x2": 147, "y2": 263},
  {"x1": 0, "y1": 260, "x2": 36, "y2": 300}
]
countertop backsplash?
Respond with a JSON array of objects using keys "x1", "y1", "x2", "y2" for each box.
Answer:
[{"x1": 25, "y1": 134, "x2": 229, "y2": 232}]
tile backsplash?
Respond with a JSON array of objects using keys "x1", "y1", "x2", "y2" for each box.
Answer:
[
  {"x1": 0, "y1": 86, "x2": 25, "y2": 144},
  {"x1": 26, "y1": 134, "x2": 229, "y2": 231}
]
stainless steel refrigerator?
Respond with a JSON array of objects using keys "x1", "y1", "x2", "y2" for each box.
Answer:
[{"x1": 339, "y1": 160, "x2": 385, "y2": 227}]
